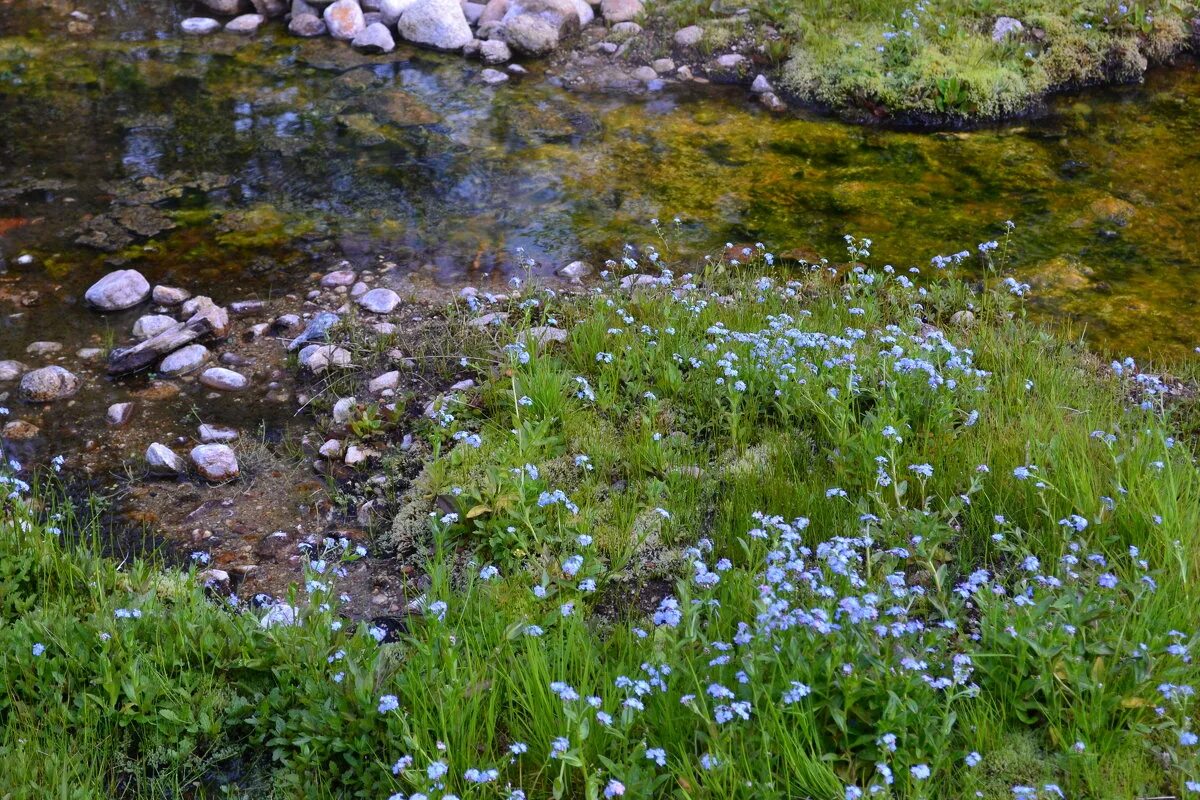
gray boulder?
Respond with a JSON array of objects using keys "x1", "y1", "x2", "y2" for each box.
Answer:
[
  {"x1": 397, "y1": 0, "x2": 473, "y2": 50},
  {"x1": 357, "y1": 287, "x2": 401, "y2": 313}
]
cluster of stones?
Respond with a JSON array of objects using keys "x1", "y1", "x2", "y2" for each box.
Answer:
[{"x1": 182, "y1": 0, "x2": 645, "y2": 67}]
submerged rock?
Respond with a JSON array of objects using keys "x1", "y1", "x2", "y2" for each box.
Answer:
[
  {"x1": 2, "y1": 420, "x2": 40, "y2": 441},
  {"x1": 19, "y1": 366, "x2": 81, "y2": 403},
  {"x1": 480, "y1": 67, "x2": 510, "y2": 83},
  {"x1": 85, "y1": 269, "x2": 150, "y2": 311},
  {"x1": 0, "y1": 360, "x2": 26, "y2": 381},
  {"x1": 191, "y1": 444, "x2": 240, "y2": 482}
]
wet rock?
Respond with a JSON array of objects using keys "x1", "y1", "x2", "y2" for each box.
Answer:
[
  {"x1": 557, "y1": 260, "x2": 593, "y2": 280},
  {"x1": 25, "y1": 341, "x2": 62, "y2": 356},
  {"x1": 673, "y1": 24, "x2": 702, "y2": 46},
  {"x1": 992, "y1": 16, "x2": 1023, "y2": 41},
  {"x1": 133, "y1": 381, "x2": 181, "y2": 402},
  {"x1": 85, "y1": 269, "x2": 150, "y2": 311},
  {"x1": 191, "y1": 444, "x2": 240, "y2": 482},
  {"x1": 199, "y1": 423, "x2": 239, "y2": 443},
  {"x1": 220, "y1": 352, "x2": 255, "y2": 367},
  {"x1": 369, "y1": 370, "x2": 400, "y2": 393},
  {"x1": 481, "y1": 67, "x2": 510, "y2": 83},
  {"x1": 2, "y1": 420, "x2": 39, "y2": 441},
  {"x1": 288, "y1": 311, "x2": 340, "y2": 350},
  {"x1": 397, "y1": 0, "x2": 474, "y2": 50},
  {"x1": 354, "y1": 21, "x2": 397, "y2": 51},
  {"x1": 200, "y1": 367, "x2": 249, "y2": 391},
  {"x1": 152, "y1": 285, "x2": 190, "y2": 305},
  {"x1": 758, "y1": 92, "x2": 787, "y2": 112},
  {"x1": 225, "y1": 13, "x2": 266, "y2": 32},
  {"x1": 106, "y1": 402, "x2": 134, "y2": 426},
  {"x1": 289, "y1": 12, "x2": 328, "y2": 35},
  {"x1": 325, "y1": 0, "x2": 366, "y2": 39},
  {"x1": 0, "y1": 360, "x2": 25, "y2": 382},
  {"x1": 146, "y1": 443, "x2": 185, "y2": 477},
  {"x1": 357, "y1": 288, "x2": 401, "y2": 314},
  {"x1": 133, "y1": 314, "x2": 178, "y2": 340},
  {"x1": 306, "y1": 345, "x2": 352, "y2": 374},
  {"x1": 480, "y1": 38, "x2": 512, "y2": 63},
  {"x1": 160, "y1": 344, "x2": 210, "y2": 375},
  {"x1": 750, "y1": 73, "x2": 772, "y2": 93},
  {"x1": 19, "y1": 366, "x2": 80, "y2": 403},
  {"x1": 600, "y1": 0, "x2": 640, "y2": 22},
  {"x1": 77, "y1": 348, "x2": 104, "y2": 361},
  {"x1": 181, "y1": 297, "x2": 231, "y2": 337},
  {"x1": 181, "y1": 17, "x2": 223, "y2": 34},
  {"x1": 1088, "y1": 195, "x2": 1136, "y2": 227}
]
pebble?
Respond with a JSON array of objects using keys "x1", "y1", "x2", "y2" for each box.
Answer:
[
  {"x1": 480, "y1": 68, "x2": 509, "y2": 84},
  {"x1": 160, "y1": 344, "x2": 210, "y2": 375},
  {"x1": 750, "y1": 73, "x2": 772, "y2": 94},
  {"x1": 674, "y1": 24, "x2": 703, "y2": 46},
  {"x1": 152, "y1": 285, "x2": 191, "y2": 305},
  {"x1": 557, "y1": 260, "x2": 593, "y2": 279},
  {"x1": 229, "y1": 300, "x2": 266, "y2": 316},
  {"x1": 320, "y1": 269, "x2": 357, "y2": 288},
  {"x1": 319, "y1": 439, "x2": 344, "y2": 458},
  {"x1": 85, "y1": 269, "x2": 150, "y2": 311},
  {"x1": 225, "y1": 13, "x2": 266, "y2": 33},
  {"x1": 304, "y1": 345, "x2": 352, "y2": 374},
  {"x1": 369, "y1": 370, "x2": 400, "y2": 393},
  {"x1": 652, "y1": 57, "x2": 675, "y2": 73},
  {"x1": 357, "y1": 288, "x2": 401, "y2": 314},
  {"x1": 146, "y1": 442, "x2": 185, "y2": 476},
  {"x1": 2, "y1": 420, "x2": 40, "y2": 441},
  {"x1": 180, "y1": 17, "x2": 222, "y2": 35},
  {"x1": 332, "y1": 396, "x2": 357, "y2": 424},
  {"x1": 25, "y1": 341, "x2": 63, "y2": 356},
  {"x1": 106, "y1": 402, "x2": 134, "y2": 426},
  {"x1": 199, "y1": 423, "x2": 239, "y2": 443},
  {"x1": 344, "y1": 444, "x2": 370, "y2": 466},
  {"x1": 19, "y1": 366, "x2": 80, "y2": 403},
  {"x1": 133, "y1": 314, "x2": 178, "y2": 340},
  {"x1": 190, "y1": 444, "x2": 240, "y2": 482},
  {"x1": 715, "y1": 53, "x2": 746, "y2": 69},
  {"x1": 0, "y1": 360, "x2": 26, "y2": 381},
  {"x1": 199, "y1": 367, "x2": 249, "y2": 391}
]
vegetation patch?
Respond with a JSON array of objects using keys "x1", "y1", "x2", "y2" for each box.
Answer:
[{"x1": 4, "y1": 233, "x2": 1200, "y2": 798}]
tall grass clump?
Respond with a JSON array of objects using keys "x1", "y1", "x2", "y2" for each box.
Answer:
[{"x1": 3, "y1": 230, "x2": 1199, "y2": 798}]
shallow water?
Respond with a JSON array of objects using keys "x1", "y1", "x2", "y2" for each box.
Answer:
[{"x1": 2, "y1": 0, "x2": 1199, "y2": 364}]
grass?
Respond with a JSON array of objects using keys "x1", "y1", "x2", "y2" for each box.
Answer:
[
  {"x1": 3, "y1": 232, "x2": 1200, "y2": 798},
  {"x1": 649, "y1": 0, "x2": 1196, "y2": 120}
]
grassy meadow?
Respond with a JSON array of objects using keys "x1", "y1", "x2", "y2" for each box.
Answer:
[{"x1": 3, "y1": 231, "x2": 1200, "y2": 798}]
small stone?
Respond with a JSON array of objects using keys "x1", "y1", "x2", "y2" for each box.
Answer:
[
  {"x1": 758, "y1": 91, "x2": 787, "y2": 112},
  {"x1": 463, "y1": 1, "x2": 485, "y2": 22},
  {"x1": 160, "y1": 344, "x2": 210, "y2": 375},
  {"x1": 225, "y1": 13, "x2": 266, "y2": 33},
  {"x1": 480, "y1": 38, "x2": 511, "y2": 63},
  {"x1": 199, "y1": 423, "x2": 239, "y2": 443},
  {"x1": 324, "y1": 0, "x2": 366, "y2": 39},
  {"x1": 19, "y1": 366, "x2": 80, "y2": 403},
  {"x1": 609, "y1": 20, "x2": 640, "y2": 37},
  {"x1": 673, "y1": 24, "x2": 702, "y2": 46},
  {"x1": 369, "y1": 370, "x2": 400, "y2": 393},
  {"x1": 632, "y1": 65, "x2": 658, "y2": 82},
  {"x1": 332, "y1": 396, "x2": 357, "y2": 424},
  {"x1": 152, "y1": 285, "x2": 190, "y2": 305},
  {"x1": 353, "y1": 21, "x2": 396, "y2": 51},
  {"x1": 133, "y1": 314, "x2": 178, "y2": 340},
  {"x1": 950, "y1": 310, "x2": 976, "y2": 327},
  {"x1": 198, "y1": 569, "x2": 231, "y2": 592},
  {"x1": 191, "y1": 444, "x2": 240, "y2": 482},
  {"x1": 350, "y1": 281, "x2": 369, "y2": 297},
  {"x1": 306, "y1": 345, "x2": 352, "y2": 374},
  {"x1": 229, "y1": 300, "x2": 265, "y2": 316},
  {"x1": 106, "y1": 402, "x2": 134, "y2": 426},
  {"x1": 519, "y1": 326, "x2": 568, "y2": 348},
  {"x1": 320, "y1": 269, "x2": 357, "y2": 287},
  {"x1": 396, "y1": 0, "x2": 473, "y2": 50},
  {"x1": 199, "y1": 367, "x2": 249, "y2": 391},
  {"x1": 181, "y1": 17, "x2": 222, "y2": 35},
  {"x1": 344, "y1": 444, "x2": 371, "y2": 465},
  {"x1": 557, "y1": 260, "x2": 592, "y2": 280},
  {"x1": 600, "y1": 0, "x2": 641, "y2": 22},
  {"x1": 77, "y1": 348, "x2": 104, "y2": 361},
  {"x1": 25, "y1": 341, "x2": 62, "y2": 356},
  {"x1": 357, "y1": 288, "x2": 401, "y2": 314},
  {"x1": 750, "y1": 73, "x2": 772, "y2": 94},
  {"x1": 147, "y1": 443, "x2": 185, "y2": 476},
  {"x1": 651, "y1": 57, "x2": 675, "y2": 73},
  {"x1": 289, "y1": 12, "x2": 328, "y2": 35},
  {"x1": 480, "y1": 67, "x2": 509, "y2": 84},
  {"x1": 449, "y1": 378, "x2": 476, "y2": 391},
  {"x1": 676, "y1": 64, "x2": 693, "y2": 80},
  {"x1": 992, "y1": 16, "x2": 1023, "y2": 41},
  {"x1": 715, "y1": 53, "x2": 745, "y2": 69},
  {"x1": 85, "y1": 269, "x2": 150, "y2": 311},
  {"x1": 468, "y1": 312, "x2": 509, "y2": 327},
  {"x1": 319, "y1": 439, "x2": 344, "y2": 458},
  {"x1": 2, "y1": 420, "x2": 39, "y2": 441},
  {"x1": 0, "y1": 360, "x2": 26, "y2": 381}
]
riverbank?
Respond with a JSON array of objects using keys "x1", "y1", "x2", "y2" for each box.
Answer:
[{"x1": 4, "y1": 238, "x2": 1200, "y2": 798}]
